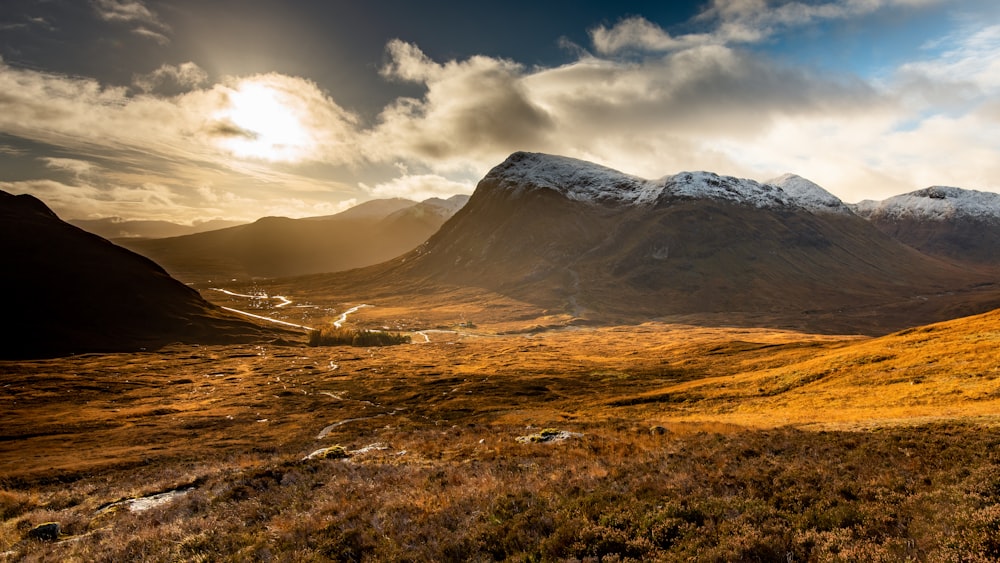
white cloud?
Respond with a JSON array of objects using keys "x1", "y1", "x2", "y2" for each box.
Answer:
[
  {"x1": 360, "y1": 174, "x2": 474, "y2": 202},
  {"x1": 133, "y1": 62, "x2": 209, "y2": 94},
  {"x1": 91, "y1": 0, "x2": 164, "y2": 26},
  {"x1": 593, "y1": 1, "x2": 946, "y2": 55},
  {"x1": 4, "y1": 0, "x2": 999, "y2": 225},
  {"x1": 42, "y1": 157, "x2": 96, "y2": 179},
  {"x1": 590, "y1": 16, "x2": 712, "y2": 54},
  {"x1": 131, "y1": 26, "x2": 171, "y2": 46},
  {"x1": 365, "y1": 38, "x2": 882, "y2": 182},
  {"x1": 91, "y1": 0, "x2": 171, "y2": 43},
  {"x1": 368, "y1": 40, "x2": 552, "y2": 173}
]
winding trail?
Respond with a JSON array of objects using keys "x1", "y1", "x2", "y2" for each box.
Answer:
[
  {"x1": 221, "y1": 307, "x2": 314, "y2": 331},
  {"x1": 211, "y1": 288, "x2": 292, "y2": 307},
  {"x1": 333, "y1": 304, "x2": 371, "y2": 328},
  {"x1": 316, "y1": 409, "x2": 404, "y2": 439}
]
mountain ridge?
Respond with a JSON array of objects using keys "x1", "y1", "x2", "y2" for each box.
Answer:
[
  {"x1": 118, "y1": 195, "x2": 469, "y2": 282},
  {"x1": 850, "y1": 186, "x2": 1000, "y2": 265},
  {"x1": 289, "y1": 152, "x2": 1000, "y2": 334}
]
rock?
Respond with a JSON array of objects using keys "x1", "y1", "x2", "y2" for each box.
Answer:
[
  {"x1": 303, "y1": 445, "x2": 349, "y2": 461},
  {"x1": 650, "y1": 425, "x2": 668, "y2": 436},
  {"x1": 28, "y1": 522, "x2": 60, "y2": 541},
  {"x1": 515, "y1": 428, "x2": 583, "y2": 444}
]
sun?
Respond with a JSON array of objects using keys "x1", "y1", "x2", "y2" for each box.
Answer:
[{"x1": 213, "y1": 79, "x2": 314, "y2": 162}]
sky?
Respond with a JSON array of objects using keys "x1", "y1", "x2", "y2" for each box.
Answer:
[{"x1": 1, "y1": 0, "x2": 999, "y2": 224}]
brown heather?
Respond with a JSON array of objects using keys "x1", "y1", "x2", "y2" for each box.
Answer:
[{"x1": 1, "y1": 305, "x2": 999, "y2": 561}]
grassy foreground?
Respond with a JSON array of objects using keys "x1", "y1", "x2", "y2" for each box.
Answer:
[
  {"x1": 1, "y1": 307, "x2": 999, "y2": 561},
  {"x1": 3, "y1": 423, "x2": 1000, "y2": 561}
]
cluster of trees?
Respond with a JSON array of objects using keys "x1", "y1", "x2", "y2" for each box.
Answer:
[{"x1": 307, "y1": 327, "x2": 410, "y2": 347}]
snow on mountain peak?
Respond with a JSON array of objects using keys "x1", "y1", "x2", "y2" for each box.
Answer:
[
  {"x1": 766, "y1": 173, "x2": 852, "y2": 215},
  {"x1": 485, "y1": 152, "x2": 848, "y2": 213},
  {"x1": 485, "y1": 152, "x2": 653, "y2": 204},
  {"x1": 662, "y1": 171, "x2": 794, "y2": 210},
  {"x1": 852, "y1": 186, "x2": 1000, "y2": 222}
]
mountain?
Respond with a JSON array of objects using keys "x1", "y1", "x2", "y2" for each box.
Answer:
[
  {"x1": 0, "y1": 191, "x2": 288, "y2": 359},
  {"x1": 118, "y1": 196, "x2": 469, "y2": 283},
  {"x1": 851, "y1": 186, "x2": 1000, "y2": 265},
  {"x1": 766, "y1": 173, "x2": 852, "y2": 215},
  {"x1": 303, "y1": 198, "x2": 416, "y2": 221},
  {"x1": 383, "y1": 195, "x2": 471, "y2": 229},
  {"x1": 303, "y1": 152, "x2": 1000, "y2": 334},
  {"x1": 69, "y1": 217, "x2": 244, "y2": 239}
]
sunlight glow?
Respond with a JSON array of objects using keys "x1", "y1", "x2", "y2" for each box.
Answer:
[{"x1": 214, "y1": 80, "x2": 314, "y2": 162}]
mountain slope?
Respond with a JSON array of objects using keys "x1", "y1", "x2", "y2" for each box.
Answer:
[
  {"x1": 852, "y1": 186, "x2": 1000, "y2": 265},
  {"x1": 301, "y1": 152, "x2": 999, "y2": 334},
  {"x1": 119, "y1": 196, "x2": 468, "y2": 283},
  {"x1": 0, "y1": 190, "x2": 286, "y2": 359}
]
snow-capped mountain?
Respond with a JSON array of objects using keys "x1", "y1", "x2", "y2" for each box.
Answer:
[
  {"x1": 767, "y1": 173, "x2": 853, "y2": 215},
  {"x1": 852, "y1": 186, "x2": 1000, "y2": 222},
  {"x1": 851, "y1": 186, "x2": 1000, "y2": 265},
  {"x1": 489, "y1": 152, "x2": 849, "y2": 214},
  {"x1": 331, "y1": 152, "x2": 997, "y2": 334}
]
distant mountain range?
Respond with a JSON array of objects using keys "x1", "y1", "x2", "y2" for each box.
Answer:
[
  {"x1": 117, "y1": 195, "x2": 470, "y2": 283},
  {"x1": 0, "y1": 190, "x2": 290, "y2": 358},
  {"x1": 7, "y1": 152, "x2": 998, "y2": 343},
  {"x1": 301, "y1": 152, "x2": 1000, "y2": 334},
  {"x1": 69, "y1": 217, "x2": 244, "y2": 240}
]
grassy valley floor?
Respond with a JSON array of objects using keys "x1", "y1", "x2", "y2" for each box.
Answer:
[{"x1": 2, "y1": 309, "x2": 999, "y2": 561}]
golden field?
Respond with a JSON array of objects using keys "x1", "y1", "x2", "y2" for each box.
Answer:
[{"x1": 1, "y1": 295, "x2": 999, "y2": 561}]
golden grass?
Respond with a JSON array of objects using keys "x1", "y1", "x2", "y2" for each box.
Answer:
[
  {"x1": 612, "y1": 308, "x2": 1000, "y2": 429},
  {"x1": 2, "y1": 305, "x2": 999, "y2": 559}
]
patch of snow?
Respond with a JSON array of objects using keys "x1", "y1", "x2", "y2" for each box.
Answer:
[
  {"x1": 486, "y1": 152, "x2": 849, "y2": 213},
  {"x1": 850, "y1": 186, "x2": 1000, "y2": 222}
]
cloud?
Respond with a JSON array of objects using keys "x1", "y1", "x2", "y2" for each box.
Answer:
[
  {"x1": 91, "y1": 0, "x2": 170, "y2": 43},
  {"x1": 0, "y1": 59, "x2": 365, "y2": 221},
  {"x1": 4, "y1": 0, "x2": 998, "y2": 224},
  {"x1": 133, "y1": 62, "x2": 209, "y2": 94},
  {"x1": 0, "y1": 60, "x2": 360, "y2": 169},
  {"x1": 592, "y1": 1, "x2": 946, "y2": 55},
  {"x1": 896, "y1": 24, "x2": 1000, "y2": 104},
  {"x1": 42, "y1": 157, "x2": 96, "y2": 179},
  {"x1": 131, "y1": 26, "x2": 171, "y2": 45},
  {"x1": 360, "y1": 174, "x2": 474, "y2": 202},
  {"x1": 0, "y1": 178, "x2": 184, "y2": 220},
  {"x1": 369, "y1": 40, "x2": 552, "y2": 172},
  {"x1": 365, "y1": 38, "x2": 881, "y2": 181},
  {"x1": 590, "y1": 16, "x2": 713, "y2": 54}
]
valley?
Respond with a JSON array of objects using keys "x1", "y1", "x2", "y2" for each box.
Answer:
[{"x1": 2, "y1": 153, "x2": 999, "y2": 560}]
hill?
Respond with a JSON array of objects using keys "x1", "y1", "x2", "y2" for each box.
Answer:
[
  {"x1": 852, "y1": 186, "x2": 1000, "y2": 266},
  {"x1": 287, "y1": 152, "x2": 999, "y2": 334},
  {"x1": 69, "y1": 217, "x2": 243, "y2": 239},
  {"x1": 119, "y1": 195, "x2": 469, "y2": 283},
  {"x1": 0, "y1": 190, "x2": 289, "y2": 358}
]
